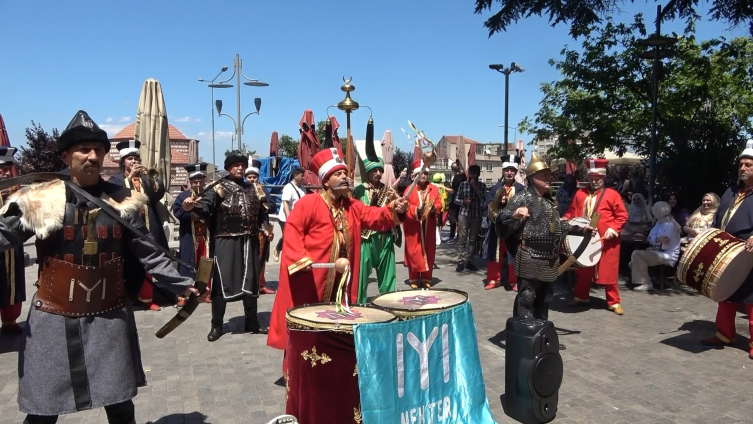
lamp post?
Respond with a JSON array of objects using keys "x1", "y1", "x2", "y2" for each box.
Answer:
[
  {"x1": 337, "y1": 77, "x2": 360, "y2": 176},
  {"x1": 498, "y1": 124, "x2": 518, "y2": 144},
  {"x1": 490, "y1": 62, "x2": 524, "y2": 155},
  {"x1": 637, "y1": 4, "x2": 677, "y2": 204},
  {"x1": 198, "y1": 66, "x2": 231, "y2": 180},
  {"x1": 215, "y1": 98, "x2": 261, "y2": 152},
  {"x1": 215, "y1": 53, "x2": 269, "y2": 152}
]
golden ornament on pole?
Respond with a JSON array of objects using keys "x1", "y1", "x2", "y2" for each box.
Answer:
[{"x1": 337, "y1": 77, "x2": 360, "y2": 176}]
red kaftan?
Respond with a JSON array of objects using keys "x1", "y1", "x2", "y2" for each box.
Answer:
[
  {"x1": 403, "y1": 184, "x2": 442, "y2": 282},
  {"x1": 564, "y1": 187, "x2": 628, "y2": 305},
  {"x1": 267, "y1": 192, "x2": 401, "y2": 350}
]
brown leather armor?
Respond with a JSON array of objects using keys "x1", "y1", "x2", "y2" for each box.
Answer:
[
  {"x1": 215, "y1": 179, "x2": 263, "y2": 237},
  {"x1": 33, "y1": 199, "x2": 129, "y2": 317}
]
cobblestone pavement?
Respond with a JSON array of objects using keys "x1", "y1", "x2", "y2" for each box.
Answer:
[{"x1": 0, "y1": 230, "x2": 751, "y2": 424}]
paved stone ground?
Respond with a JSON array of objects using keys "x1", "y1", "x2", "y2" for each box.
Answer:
[{"x1": 0, "y1": 228, "x2": 751, "y2": 424}]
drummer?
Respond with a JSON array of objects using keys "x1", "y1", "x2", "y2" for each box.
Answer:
[
  {"x1": 564, "y1": 158, "x2": 628, "y2": 315},
  {"x1": 496, "y1": 153, "x2": 592, "y2": 320},
  {"x1": 701, "y1": 141, "x2": 753, "y2": 360},
  {"x1": 267, "y1": 148, "x2": 409, "y2": 354}
]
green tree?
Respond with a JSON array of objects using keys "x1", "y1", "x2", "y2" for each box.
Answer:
[
  {"x1": 391, "y1": 147, "x2": 414, "y2": 179},
  {"x1": 224, "y1": 144, "x2": 256, "y2": 157},
  {"x1": 474, "y1": 0, "x2": 753, "y2": 38},
  {"x1": 519, "y1": 15, "x2": 753, "y2": 203},
  {"x1": 278, "y1": 134, "x2": 299, "y2": 157},
  {"x1": 17, "y1": 122, "x2": 65, "y2": 175}
]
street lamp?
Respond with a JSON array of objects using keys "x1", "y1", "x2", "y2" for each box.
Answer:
[
  {"x1": 636, "y1": 4, "x2": 677, "y2": 204},
  {"x1": 215, "y1": 53, "x2": 269, "y2": 152},
  {"x1": 498, "y1": 124, "x2": 518, "y2": 143},
  {"x1": 198, "y1": 66, "x2": 232, "y2": 179},
  {"x1": 490, "y1": 62, "x2": 525, "y2": 156}
]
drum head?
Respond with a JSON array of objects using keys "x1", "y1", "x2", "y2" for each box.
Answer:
[
  {"x1": 371, "y1": 289, "x2": 468, "y2": 318},
  {"x1": 708, "y1": 245, "x2": 753, "y2": 301},
  {"x1": 565, "y1": 218, "x2": 602, "y2": 267},
  {"x1": 286, "y1": 303, "x2": 396, "y2": 332}
]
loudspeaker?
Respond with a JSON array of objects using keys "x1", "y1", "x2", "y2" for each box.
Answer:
[{"x1": 504, "y1": 317, "x2": 563, "y2": 423}]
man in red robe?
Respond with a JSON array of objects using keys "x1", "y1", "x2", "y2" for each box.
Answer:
[
  {"x1": 564, "y1": 158, "x2": 628, "y2": 315},
  {"x1": 404, "y1": 159, "x2": 442, "y2": 289},
  {"x1": 267, "y1": 148, "x2": 408, "y2": 351}
]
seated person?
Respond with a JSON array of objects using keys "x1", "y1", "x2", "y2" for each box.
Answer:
[
  {"x1": 682, "y1": 192, "x2": 720, "y2": 242},
  {"x1": 621, "y1": 193, "x2": 652, "y2": 239},
  {"x1": 629, "y1": 201, "x2": 681, "y2": 291}
]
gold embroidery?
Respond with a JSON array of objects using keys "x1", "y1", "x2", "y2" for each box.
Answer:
[
  {"x1": 693, "y1": 263, "x2": 705, "y2": 282},
  {"x1": 301, "y1": 346, "x2": 331, "y2": 367},
  {"x1": 353, "y1": 364, "x2": 358, "y2": 376},
  {"x1": 284, "y1": 371, "x2": 290, "y2": 403},
  {"x1": 712, "y1": 237, "x2": 730, "y2": 247},
  {"x1": 288, "y1": 256, "x2": 313, "y2": 274},
  {"x1": 354, "y1": 405, "x2": 363, "y2": 423}
]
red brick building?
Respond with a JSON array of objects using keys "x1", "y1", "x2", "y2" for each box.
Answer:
[{"x1": 104, "y1": 123, "x2": 199, "y2": 195}]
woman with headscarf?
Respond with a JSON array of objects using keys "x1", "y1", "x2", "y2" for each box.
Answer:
[
  {"x1": 668, "y1": 193, "x2": 690, "y2": 230},
  {"x1": 683, "y1": 193, "x2": 720, "y2": 240},
  {"x1": 622, "y1": 193, "x2": 653, "y2": 237},
  {"x1": 629, "y1": 201, "x2": 682, "y2": 291}
]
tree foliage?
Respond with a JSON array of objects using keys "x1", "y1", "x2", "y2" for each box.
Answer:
[
  {"x1": 519, "y1": 15, "x2": 753, "y2": 204},
  {"x1": 17, "y1": 122, "x2": 65, "y2": 175},
  {"x1": 278, "y1": 134, "x2": 299, "y2": 157},
  {"x1": 474, "y1": 0, "x2": 753, "y2": 38},
  {"x1": 391, "y1": 147, "x2": 414, "y2": 178},
  {"x1": 224, "y1": 144, "x2": 255, "y2": 157}
]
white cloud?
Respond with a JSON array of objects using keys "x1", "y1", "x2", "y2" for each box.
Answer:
[
  {"x1": 194, "y1": 118, "x2": 201, "y2": 123},
  {"x1": 174, "y1": 116, "x2": 191, "y2": 123},
  {"x1": 106, "y1": 117, "x2": 114, "y2": 123},
  {"x1": 197, "y1": 131, "x2": 208, "y2": 137},
  {"x1": 215, "y1": 131, "x2": 234, "y2": 139},
  {"x1": 118, "y1": 116, "x2": 131, "y2": 122},
  {"x1": 100, "y1": 124, "x2": 129, "y2": 137}
]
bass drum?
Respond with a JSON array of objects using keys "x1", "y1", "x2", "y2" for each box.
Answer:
[
  {"x1": 563, "y1": 217, "x2": 602, "y2": 268},
  {"x1": 285, "y1": 303, "x2": 396, "y2": 424},
  {"x1": 676, "y1": 229, "x2": 753, "y2": 301}
]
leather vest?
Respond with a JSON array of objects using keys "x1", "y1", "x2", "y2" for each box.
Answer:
[
  {"x1": 215, "y1": 179, "x2": 261, "y2": 237},
  {"x1": 34, "y1": 194, "x2": 128, "y2": 316},
  {"x1": 36, "y1": 201, "x2": 125, "y2": 267}
]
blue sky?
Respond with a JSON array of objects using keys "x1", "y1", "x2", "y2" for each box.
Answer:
[{"x1": 0, "y1": 0, "x2": 745, "y2": 165}]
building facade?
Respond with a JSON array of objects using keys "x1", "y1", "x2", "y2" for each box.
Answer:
[
  {"x1": 104, "y1": 123, "x2": 199, "y2": 196},
  {"x1": 435, "y1": 135, "x2": 525, "y2": 185}
]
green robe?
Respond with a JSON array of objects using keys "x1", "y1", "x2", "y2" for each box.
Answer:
[{"x1": 354, "y1": 183, "x2": 397, "y2": 304}]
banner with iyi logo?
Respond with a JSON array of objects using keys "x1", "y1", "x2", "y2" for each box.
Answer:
[{"x1": 354, "y1": 302, "x2": 496, "y2": 423}]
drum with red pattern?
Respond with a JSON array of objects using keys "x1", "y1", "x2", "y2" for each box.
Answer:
[
  {"x1": 677, "y1": 229, "x2": 753, "y2": 301},
  {"x1": 370, "y1": 288, "x2": 468, "y2": 319},
  {"x1": 285, "y1": 303, "x2": 396, "y2": 424}
]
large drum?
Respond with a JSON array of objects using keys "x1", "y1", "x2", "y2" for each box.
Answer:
[
  {"x1": 285, "y1": 303, "x2": 396, "y2": 424},
  {"x1": 677, "y1": 229, "x2": 753, "y2": 301},
  {"x1": 563, "y1": 217, "x2": 602, "y2": 268},
  {"x1": 370, "y1": 288, "x2": 468, "y2": 319}
]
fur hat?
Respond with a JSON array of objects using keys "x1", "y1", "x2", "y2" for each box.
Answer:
[
  {"x1": 57, "y1": 110, "x2": 110, "y2": 154},
  {"x1": 224, "y1": 150, "x2": 249, "y2": 170}
]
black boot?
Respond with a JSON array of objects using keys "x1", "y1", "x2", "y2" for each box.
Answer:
[
  {"x1": 207, "y1": 326, "x2": 223, "y2": 342},
  {"x1": 208, "y1": 295, "x2": 226, "y2": 342},
  {"x1": 243, "y1": 295, "x2": 268, "y2": 334}
]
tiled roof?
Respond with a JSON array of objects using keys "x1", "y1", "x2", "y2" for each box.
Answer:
[
  {"x1": 111, "y1": 123, "x2": 193, "y2": 141},
  {"x1": 171, "y1": 149, "x2": 189, "y2": 164},
  {"x1": 443, "y1": 135, "x2": 481, "y2": 145}
]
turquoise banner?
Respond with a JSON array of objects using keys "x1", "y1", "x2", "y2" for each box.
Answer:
[{"x1": 354, "y1": 302, "x2": 496, "y2": 423}]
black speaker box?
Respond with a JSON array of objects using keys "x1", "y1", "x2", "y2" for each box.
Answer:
[{"x1": 504, "y1": 317, "x2": 563, "y2": 423}]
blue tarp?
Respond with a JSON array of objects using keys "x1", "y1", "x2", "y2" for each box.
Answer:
[{"x1": 257, "y1": 157, "x2": 300, "y2": 215}]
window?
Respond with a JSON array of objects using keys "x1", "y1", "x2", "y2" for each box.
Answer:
[
  {"x1": 476, "y1": 145, "x2": 484, "y2": 155},
  {"x1": 486, "y1": 178, "x2": 492, "y2": 184},
  {"x1": 485, "y1": 163, "x2": 493, "y2": 171}
]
